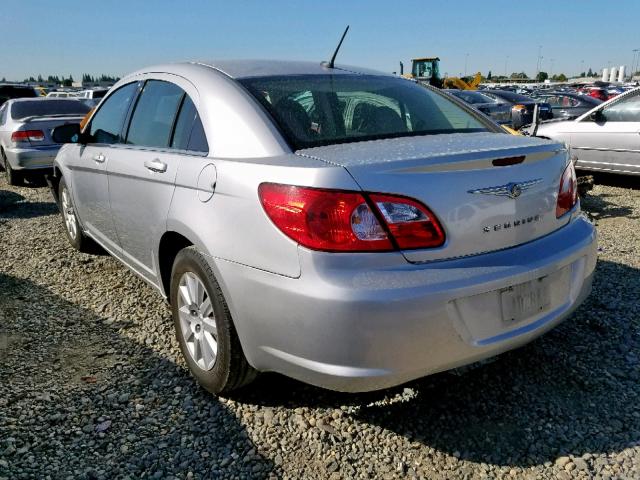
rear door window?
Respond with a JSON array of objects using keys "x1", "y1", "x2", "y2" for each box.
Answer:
[
  {"x1": 170, "y1": 95, "x2": 209, "y2": 153},
  {"x1": 126, "y1": 80, "x2": 184, "y2": 149},
  {"x1": 88, "y1": 82, "x2": 138, "y2": 145},
  {"x1": 602, "y1": 94, "x2": 640, "y2": 122}
]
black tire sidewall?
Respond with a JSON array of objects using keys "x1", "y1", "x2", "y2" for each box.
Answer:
[
  {"x1": 5, "y1": 162, "x2": 20, "y2": 186},
  {"x1": 170, "y1": 248, "x2": 234, "y2": 394}
]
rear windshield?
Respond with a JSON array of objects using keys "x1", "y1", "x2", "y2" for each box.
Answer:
[
  {"x1": 92, "y1": 90, "x2": 108, "y2": 99},
  {"x1": 240, "y1": 75, "x2": 491, "y2": 149},
  {"x1": 11, "y1": 100, "x2": 91, "y2": 120}
]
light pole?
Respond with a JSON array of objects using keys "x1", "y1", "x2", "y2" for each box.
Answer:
[
  {"x1": 580, "y1": 59, "x2": 585, "y2": 77},
  {"x1": 504, "y1": 55, "x2": 509, "y2": 78},
  {"x1": 464, "y1": 53, "x2": 469, "y2": 77},
  {"x1": 535, "y1": 45, "x2": 542, "y2": 78},
  {"x1": 549, "y1": 58, "x2": 555, "y2": 78}
]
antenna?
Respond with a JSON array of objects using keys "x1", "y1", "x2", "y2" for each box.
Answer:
[{"x1": 326, "y1": 25, "x2": 350, "y2": 69}]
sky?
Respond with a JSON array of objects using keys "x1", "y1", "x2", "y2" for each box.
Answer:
[{"x1": 1, "y1": 0, "x2": 639, "y2": 82}]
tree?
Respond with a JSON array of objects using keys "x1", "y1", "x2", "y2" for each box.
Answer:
[
  {"x1": 487, "y1": 70, "x2": 492, "y2": 80},
  {"x1": 579, "y1": 72, "x2": 586, "y2": 78},
  {"x1": 510, "y1": 72, "x2": 527, "y2": 79},
  {"x1": 552, "y1": 73, "x2": 568, "y2": 82},
  {"x1": 536, "y1": 71, "x2": 549, "y2": 82},
  {"x1": 37, "y1": 74, "x2": 43, "y2": 83},
  {"x1": 587, "y1": 67, "x2": 594, "y2": 77},
  {"x1": 62, "y1": 75, "x2": 73, "y2": 87}
]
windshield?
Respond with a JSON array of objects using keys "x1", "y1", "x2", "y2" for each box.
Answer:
[
  {"x1": 240, "y1": 75, "x2": 491, "y2": 149},
  {"x1": 11, "y1": 99, "x2": 91, "y2": 120}
]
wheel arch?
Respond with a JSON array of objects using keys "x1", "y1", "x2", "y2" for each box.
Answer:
[{"x1": 157, "y1": 231, "x2": 194, "y2": 300}]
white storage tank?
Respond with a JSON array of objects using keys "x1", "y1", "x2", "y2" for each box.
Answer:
[
  {"x1": 609, "y1": 67, "x2": 617, "y2": 83},
  {"x1": 602, "y1": 68, "x2": 609, "y2": 81},
  {"x1": 618, "y1": 65, "x2": 626, "y2": 82}
]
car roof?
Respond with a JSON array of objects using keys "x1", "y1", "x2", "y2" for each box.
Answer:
[{"x1": 131, "y1": 60, "x2": 391, "y2": 80}]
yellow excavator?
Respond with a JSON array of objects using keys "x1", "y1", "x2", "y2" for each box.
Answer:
[{"x1": 401, "y1": 57, "x2": 481, "y2": 90}]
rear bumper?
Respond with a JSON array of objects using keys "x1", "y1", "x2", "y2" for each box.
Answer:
[
  {"x1": 5, "y1": 145, "x2": 60, "y2": 170},
  {"x1": 210, "y1": 215, "x2": 597, "y2": 392}
]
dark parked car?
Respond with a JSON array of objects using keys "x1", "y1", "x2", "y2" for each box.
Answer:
[
  {"x1": 445, "y1": 90, "x2": 511, "y2": 124},
  {"x1": 0, "y1": 84, "x2": 38, "y2": 106},
  {"x1": 482, "y1": 90, "x2": 553, "y2": 129},
  {"x1": 531, "y1": 92, "x2": 602, "y2": 120}
]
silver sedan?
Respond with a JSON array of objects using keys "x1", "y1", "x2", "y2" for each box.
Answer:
[
  {"x1": 0, "y1": 98, "x2": 90, "y2": 185},
  {"x1": 50, "y1": 60, "x2": 596, "y2": 393},
  {"x1": 535, "y1": 87, "x2": 640, "y2": 176}
]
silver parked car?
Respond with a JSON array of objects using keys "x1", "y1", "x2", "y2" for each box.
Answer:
[
  {"x1": 49, "y1": 60, "x2": 597, "y2": 393},
  {"x1": 0, "y1": 98, "x2": 91, "y2": 185},
  {"x1": 535, "y1": 87, "x2": 640, "y2": 176}
]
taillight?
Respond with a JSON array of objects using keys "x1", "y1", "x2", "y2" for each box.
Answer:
[
  {"x1": 11, "y1": 130, "x2": 45, "y2": 143},
  {"x1": 512, "y1": 104, "x2": 528, "y2": 112},
  {"x1": 369, "y1": 194, "x2": 445, "y2": 249},
  {"x1": 258, "y1": 183, "x2": 445, "y2": 252},
  {"x1": 556, "y1": 163, "x2": 578, "y2": 218}
]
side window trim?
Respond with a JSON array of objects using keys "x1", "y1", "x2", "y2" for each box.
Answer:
[
  {"x1": 168, "y1": 92, "x2": 188, "y2": 148},
  {"x1": 122, "y1": 80, "x2": 147, "y2": 144}
]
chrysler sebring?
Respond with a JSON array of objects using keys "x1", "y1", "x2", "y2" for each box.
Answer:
[{"x1": 49, "y1": 60, "x2": 597, "y2": 393}]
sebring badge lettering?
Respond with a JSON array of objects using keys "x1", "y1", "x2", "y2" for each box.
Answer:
[{"x1": 483, "y1": 214, "x2": 542, "y2": 233}]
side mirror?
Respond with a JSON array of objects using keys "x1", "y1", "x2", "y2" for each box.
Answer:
[
  {"x1": 52, "y1": 123, "x2": 82, "y2": 144},
  {"x1": 590, "y1": 110, "x2": 605, "y2": 123}
]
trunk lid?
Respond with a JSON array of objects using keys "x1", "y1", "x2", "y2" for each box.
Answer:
[
  {"x1": 298, "y1": 132, "x2": 570, "y2": 263},
  {"x1": 16, "y1": 115, "x2": 85, "y2": 146}
]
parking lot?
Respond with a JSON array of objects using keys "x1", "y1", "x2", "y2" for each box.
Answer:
[{"x1": 0, "y1": 172, "x2": 638, "y2": 479}]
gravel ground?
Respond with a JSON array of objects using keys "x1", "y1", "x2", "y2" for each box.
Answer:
[{"x1": 0, "y1": 171, "x2": 639, "y2": 480}]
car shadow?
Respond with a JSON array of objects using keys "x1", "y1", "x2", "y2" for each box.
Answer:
[
  {"x1": 0, "y1": 189, "x2": 59, "y2": 219},
  {"x1": 581, "y1": 191, "x2": 638, "y2": 221},
  {"x1": 0, "y1": 273, "x2": 276, "y2": 478},
  {"x1": 233, "y1": 259, "x2": 640, "y2": 468},
  {"x1": 585, "y1": 171, "x2": 640, "y2": 191}
]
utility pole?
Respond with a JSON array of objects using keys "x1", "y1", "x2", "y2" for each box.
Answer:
[
  {"x1": 549, "y1": 58, "x2": 555, "y2": 78},
  {"x1": 464, "y1": 53, "x2": 469, "y2": 77},
  {"x1": 580, "y1": 59, "x2": 585, "y2": 77},
  {"x1": 504, "y1": 55, "x2": 509, "y2": 78},
  {"x1": 535, "y1": 45, "x2": 542, "y2": 78}
]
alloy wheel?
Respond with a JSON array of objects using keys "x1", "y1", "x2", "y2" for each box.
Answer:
[
  {"x1": 61, "y1": 187, "x2": 78, "y2": 240},
  {"x1": 177, "y1": 271, "x2": 218, "y2": 371}
]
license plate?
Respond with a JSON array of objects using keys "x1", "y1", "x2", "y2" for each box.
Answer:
[{"x1": 500, "y1": 276, "x2": 552, "y2": 325}]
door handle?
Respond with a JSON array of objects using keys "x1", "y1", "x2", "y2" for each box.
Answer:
[
  {"x1": 144, "y1": 158, "x2": 167, "y2": 173},
  {"x1": 93, "y1": 154, "x2": 105, "y2": 163}
]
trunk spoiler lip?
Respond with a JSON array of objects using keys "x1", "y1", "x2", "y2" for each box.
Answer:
[
  {"x1": 297, "y1": 134, "x2": 565, "y2": 172},
  {"x1": 17, "y1": 114, "x2": 86, "y2": 124}
]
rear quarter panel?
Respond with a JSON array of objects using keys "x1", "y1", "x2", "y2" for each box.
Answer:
[{"x1": 165, "y1": 154, "x2": 360, "y2": 279}]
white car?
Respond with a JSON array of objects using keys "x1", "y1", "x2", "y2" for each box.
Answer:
[
  {"x1": 46, "y1": 91, "x2": 78, "y2": 98},
  {"x1": 76, "y1": 89, "x2": 109, "y2": 99},
  {"x1": 535, "y1": 87, "x2": 640, "y2": 176}
]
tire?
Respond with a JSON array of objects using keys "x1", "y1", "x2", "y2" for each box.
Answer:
[
  {"x1": 170, "y1": 246, "x2": 256, "y2": 394},
  {"x1": 5, "y1": 160, "x2": 22, "y2": 187},
  {"x1": 58, "y1": 177, "x2": 96, "y2": 253}
]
